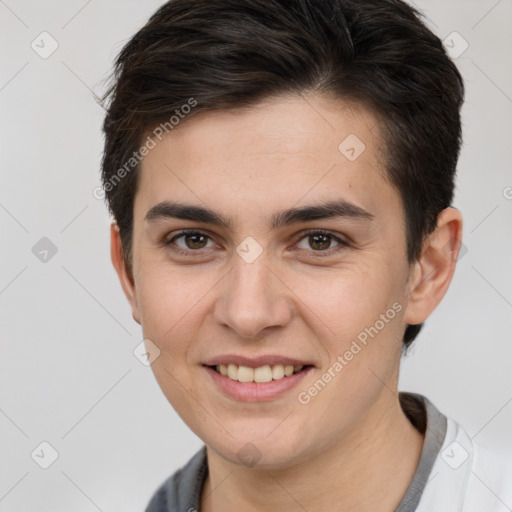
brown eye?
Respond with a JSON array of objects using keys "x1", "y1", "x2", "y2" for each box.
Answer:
[
  {"x1": 308, "y1": 233, "x2": 332, "y2": 251},
  {"x1": 182, "y1": 233, "x2": 208, "y2": 249},
  {"x1": 166, "y1": 230, "x2": 215, "y2": 252},
  {"x1": 295, "y1": 230, "x2": 348, "y2": 254}
]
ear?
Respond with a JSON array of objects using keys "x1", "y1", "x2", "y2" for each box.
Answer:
[
  {"x1": 110, "y1": 221, "x2": 141, "y2": 325},
  {"x1": 403, "y1": 207, "x2": 463, "y2": 326}
]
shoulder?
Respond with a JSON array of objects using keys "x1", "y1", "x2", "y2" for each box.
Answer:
[
  {"x1": 416, "y1": 406, "x2": 512, "y2": 512},
  {"x1": 145, "y1": 446, "x2": 207, "y2": 512},
  {"x1": 465, "y1": 437, "x2": 512, "y2": 509}
]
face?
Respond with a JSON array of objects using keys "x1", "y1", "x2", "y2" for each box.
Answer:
[{"x1": 124, "y1": 94, "x2": 416, "y2": 468}]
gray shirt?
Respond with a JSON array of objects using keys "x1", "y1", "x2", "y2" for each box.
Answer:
[{"x1": 145, "y1": 392, "x2": 447, "y2": 512}]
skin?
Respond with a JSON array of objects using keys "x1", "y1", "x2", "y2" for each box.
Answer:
[{"x1": 111, "y1": 93, "x2": 463, "y2": 511}]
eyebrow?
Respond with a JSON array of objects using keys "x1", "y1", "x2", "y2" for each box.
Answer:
[{"x1": 144, "y1": 199, "x2": 373, "y2": 230}]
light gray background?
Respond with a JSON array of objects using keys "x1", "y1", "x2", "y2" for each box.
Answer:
[{"x1": 1, "y1": 1, "x2": 511, "y2": 510}]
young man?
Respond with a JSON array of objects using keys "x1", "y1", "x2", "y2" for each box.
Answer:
[{"x1": 101, "y1": 0, "x2": 512, "y2": 510}]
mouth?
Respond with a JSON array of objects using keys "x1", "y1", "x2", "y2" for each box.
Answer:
[
  {"x1": 202, "y1": 357, "x2": 314, "y2": 402},
  {"x1": 208, "y1": 363, "x2": 311, "y2": 383}
]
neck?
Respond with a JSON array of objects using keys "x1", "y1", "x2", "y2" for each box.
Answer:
[{"x1": 200, "y1": 391, "x2": 424, "y2": 512}]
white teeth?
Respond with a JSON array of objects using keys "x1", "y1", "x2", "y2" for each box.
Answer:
[
  {"x1": 238, "y1": 365, "x2": 254, "y2": 382},
  {"x1": 254, "y1": 365, "x2": 273, "y2": 383},
  {"x1": 215, "y1": 363, "x2": 305, "y2": 383},
  {"x1": 227, "y1": 363, "x2": 238, "y2": 380},
  {"x1": 271, "y1": 364, "x2": 285, "y2": 380}
]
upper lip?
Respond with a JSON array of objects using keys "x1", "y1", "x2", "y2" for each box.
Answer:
[{"x1": 203, "y1": 354, "x2": 313, "y2": 368}]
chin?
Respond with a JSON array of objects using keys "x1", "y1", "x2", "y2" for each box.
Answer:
[{"x1": 205, "y1": 425, "x2": 311, "y2": 470}]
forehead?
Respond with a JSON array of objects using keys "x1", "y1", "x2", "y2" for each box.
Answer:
[{"x1": 134, "y1": 93, "x2": 400, "y2": 227}]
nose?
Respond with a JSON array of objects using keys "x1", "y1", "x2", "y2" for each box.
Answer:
[{"x1": 212, "y1": 252, "x2": 293, "y2": 340}]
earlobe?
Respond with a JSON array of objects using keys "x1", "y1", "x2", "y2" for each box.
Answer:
[
  {"x1": 403, "y1": 207, "x2": 463, "y2": 326},
  {"x1": 110, "y1": 221, "x2": 141, "y2": 325}
]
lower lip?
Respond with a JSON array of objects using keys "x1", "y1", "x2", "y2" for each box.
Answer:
[{"x1": 203, "y1": 365, "x2": 313, "y2": 402}]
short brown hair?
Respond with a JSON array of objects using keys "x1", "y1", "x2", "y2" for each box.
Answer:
[{"x1": 100, "y1": 0, "x2": 464, "y2": 347}]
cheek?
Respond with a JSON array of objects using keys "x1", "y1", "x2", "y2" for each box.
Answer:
[
  {"x1": 292, "y1": 263, "x2": 402, "y2": 343},
  {"x1": 136, "y1": 266, "x2": 208, "y2": 413},
  {"x1": 135, "y1": 260, "x2": 213, "y2": 335},
  {"x1": 291, "y1": 263, "x2": 407, "y2": 398},
  {"x1": 133, "y1": 267, "x2": 205, "y2": 397}
]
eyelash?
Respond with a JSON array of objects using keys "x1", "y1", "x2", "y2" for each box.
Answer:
[{"x1": 164, "y1": 228, "x2": 350, "y2": 258}]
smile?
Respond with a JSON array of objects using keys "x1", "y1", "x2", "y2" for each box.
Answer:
[
  {"x1": 203, "y1": 355, "x2": 314, "y2": 401},
  {"x1": 212, "y1": 363, "x2": 305, "y2": 383}
]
